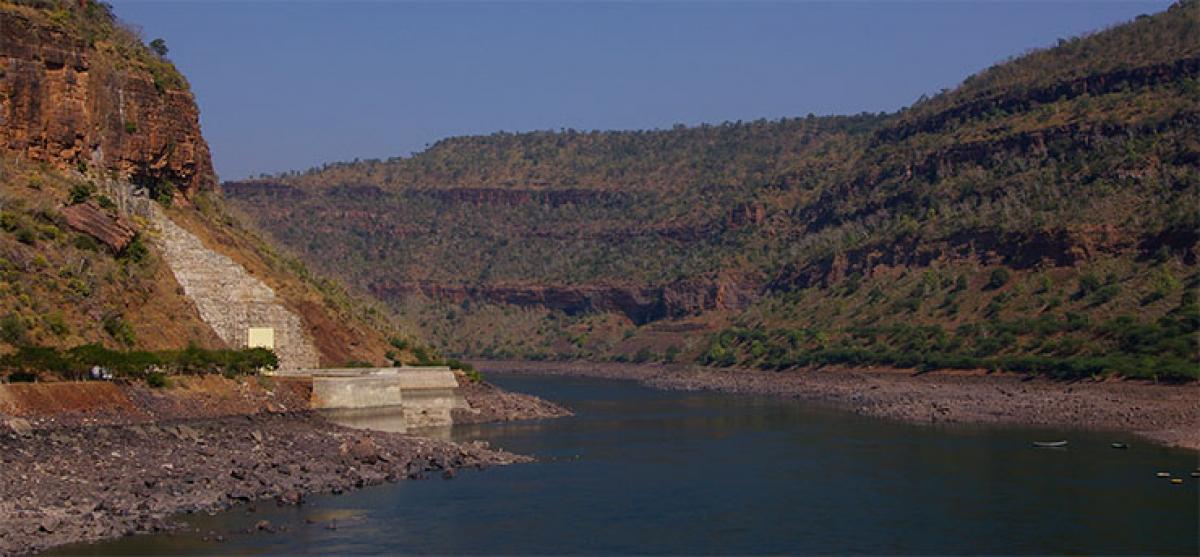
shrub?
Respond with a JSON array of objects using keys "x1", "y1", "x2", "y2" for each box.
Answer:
[
  {"x1": 1065, "y1": 312, "x2": 1091, "y2": 331},
  {"x1": 0, "y1": 314, "x2": 28, "y2": 345},
  {"x1": 146, "y1": 371, "x2": 169, "y2": 388},
  {"x1": 101, "y1": 313, "x2": 136, "y2": 346},
  {"x1": 0, "y1": 345, "x2": 70, "y2": 374},
  {"x1": 68, "y1": 183, "x2": 94, "y2": 204},
  {"x1": 1075, "y1": 272, "x2": 1102, "y2": 299},
  {"x1": 1036, "y1": 275, "x2": 1054, "y2": 294},
  {"x1": 0, "y1": 343, "x2": 277, "y2": 381},
  {"x1": 866, "y1": 286, "x2": 886, "y2": 304},
  {"x1": 1089, "y1": 284, "x2": 1120, "y2": 305},
  {"x1": 986, "y1": 268, "x2": 1011, "y2": 290},
  {"x1": 44, "y1": 313, "x2": 69, "y2": 337},
  {"x1": 73, "y1": 234, "x2": 101, "y2": 251},
  {"x1": 444, "y1": 358, "x2": 482, "y2": 382},
  {"x1": 15, "y1": 226, "x2": 36, "y2": 245},
  {"x1": 120, "y1": 234, "x2": 149, "y2": 263},
  {"x1": 700, "y1": 342, "x2": 736, "y2": 367},
  {"x1": 632, "y1": 347, "x2": 655, "y2": 363},
  {"x1": 150, "y1": 181, "x2": 176, "y2": 206},
  {"x1": 953, "y1": 275, "x2": 969, "y2": 292}
]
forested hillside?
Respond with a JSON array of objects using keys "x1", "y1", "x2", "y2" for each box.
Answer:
[{"x1": 226, "y1": 1, "x2": 1200, "y2": 379}]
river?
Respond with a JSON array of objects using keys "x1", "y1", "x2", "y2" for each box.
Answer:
[{"x1": 55, "y1": 373, "x2": 1199, "y2": 555}]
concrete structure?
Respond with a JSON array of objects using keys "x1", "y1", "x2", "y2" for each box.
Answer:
[
  {"x1": 270, "y1": 366, "x2": 467, "y2": 433},
  {"x1": 151, "y1": 210, "x2": 321, "y2": 370}
]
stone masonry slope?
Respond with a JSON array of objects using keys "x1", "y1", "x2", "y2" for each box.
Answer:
[{"x1": 152, "y1": 210, "x2": 320, "y2": 370}]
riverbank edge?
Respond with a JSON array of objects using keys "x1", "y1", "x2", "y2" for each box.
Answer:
[
  {"x1": 1, "y1": 412, "x2": 530, "y2": 556},
  {"x1": 0, "y1": 376, "x2": 570, "y2": 556},
  {"x1": 474, "y1": 360, "x2": 1200, "y2": 451}
]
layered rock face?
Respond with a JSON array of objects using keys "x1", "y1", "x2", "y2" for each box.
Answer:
[
  {"x1": 152, "y1": 209, "x2": 321, "y2": 370},
  {"x1": 369, "y1": 279, "x2": 753, "y2": 325},
  {"x1": 60, "y1": 200, "x2": 136, "y2": 251},
  {"x1": 0, "y1": 5, "x2": 215, "y2": 195}
]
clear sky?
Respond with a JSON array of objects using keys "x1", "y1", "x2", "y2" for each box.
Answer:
[{"x1": 109, "y1": 1, "x2": 1173, "y2": 181}]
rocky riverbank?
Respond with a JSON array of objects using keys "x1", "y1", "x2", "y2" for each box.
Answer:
[
  {"x1": 0, "y1": 412, "x2": 527, "y2": 556},
  {"x1": 476, "y1": 360, "x2": 1200, "y2": 451},
  {"x1": 452, "y1": 378, "x2": 573, "y2": 425}
]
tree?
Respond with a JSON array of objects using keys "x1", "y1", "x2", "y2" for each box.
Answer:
[{"x1": 149, "y1": 38, "x2": 168, "y2": 57}]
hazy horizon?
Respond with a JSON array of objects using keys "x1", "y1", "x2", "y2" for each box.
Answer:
[{"x1": 112, "y1": 0, "x2": 1173, "y2": 181}]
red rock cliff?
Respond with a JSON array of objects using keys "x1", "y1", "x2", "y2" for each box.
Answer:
[{"x1": 0, "y1": 2, "x2": 215, "y2": 195}]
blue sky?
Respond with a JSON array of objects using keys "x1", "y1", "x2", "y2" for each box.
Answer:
[{"x1": 110, "y1": 1, "x2": 1172, "y2": 181}]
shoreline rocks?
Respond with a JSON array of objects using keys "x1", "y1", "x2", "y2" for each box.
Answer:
[
  {"x1": 0, "y1": 412, "x2": 528, "y2": 556},
  {"x1": 452, "y1": 378, "x2": 573, "y2": 425}
]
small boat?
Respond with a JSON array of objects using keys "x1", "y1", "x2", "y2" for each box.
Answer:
[
  {"x1": 1155, "y1": 472, "x2": 1171, "y2": 478},
  {"x1": 1191, "y1": 471, "x2": 1199, "y2": 478},
  {"x1": 1110, "y1": 442, "x2": 1129, "y2": 449},
  {"x1": 1032, "y1": 440, "x2": 1068, "y2": 448},
  {"x1": 1170, "y1": 478, "x2": 1183, "y2": 484}
]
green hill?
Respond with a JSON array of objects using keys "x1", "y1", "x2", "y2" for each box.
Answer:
[{"x1": 225, "y1": 1, "x2": 1200, "y2": 379}]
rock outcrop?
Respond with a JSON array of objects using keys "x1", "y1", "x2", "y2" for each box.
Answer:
[
  {"x1": 60, "y1": 200, "x2": 135, "y2": 251},
  {"x1": 369, "y1": 278, "x2": 754, "y2": 325},
  {"x1": 0, "y1": 4, "x2": 215, "y2": 196}
]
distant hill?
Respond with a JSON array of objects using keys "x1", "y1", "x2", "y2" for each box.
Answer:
[
  {"x1": 224, "y1": 1, "x2": 1199, "y2": 379},
  {"x1": 0, "y1": 0, "x2": 411, "y2": 373}
]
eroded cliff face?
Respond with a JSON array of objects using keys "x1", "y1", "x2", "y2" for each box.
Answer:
[{"x1": 0, "y1": 4, "x2": 215, "y2": 196}]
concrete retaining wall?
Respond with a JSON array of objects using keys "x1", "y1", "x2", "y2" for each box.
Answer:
[
  {"x1": 288, "y1": 367, "x2": 467, "y2": 432},
  {"x1": 311, "y1": 376, "x2": 406, "y2": 412},
  {"x1": 151, "y1": 209, "x2": 321, "y2": 371}
]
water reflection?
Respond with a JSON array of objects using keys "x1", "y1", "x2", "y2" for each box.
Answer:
[{"x1": 324, "y1": 409, "x2": 409, "y2": 433}]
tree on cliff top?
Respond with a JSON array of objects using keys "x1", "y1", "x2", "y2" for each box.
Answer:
[{"x1": 149, "y1": 37, "x2": 168, "y2": 57}]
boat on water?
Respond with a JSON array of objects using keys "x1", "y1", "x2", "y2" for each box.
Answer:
[
  {"x1": 1032, "y1": 440, "x2": 1068, "y2": 448},
  {"x1": 1110, "y1": 442, "x2": 1129, "y2": 449}
]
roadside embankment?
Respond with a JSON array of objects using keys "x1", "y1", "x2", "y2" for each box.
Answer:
[{"x1": 475, "y1": 360, "x2": 1200, "y2": 451}]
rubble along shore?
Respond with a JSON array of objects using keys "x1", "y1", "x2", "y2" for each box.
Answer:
[
  {"x1": 0, "y1": 411, "x2": 529, "y2": 556},
  {"x1": 475, "y1": 360, "x2": 1200, "y2": 451},
  {"x1": 0, "y1": 374, "x2": 572, "y2": 556}
]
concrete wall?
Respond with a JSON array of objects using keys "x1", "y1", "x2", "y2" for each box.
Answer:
[
  {"x1": 401, "y1": 388, "x2": 462, "y2": 430},
  {"x1": 151, "y1": 210, "x2": 321, "y2": 370},
  {"x1": 311, "y1": 375, "x2": 406, "y2": 412},
  {"x1": 297, "y1": 367, "x2": 467, "y2": 431}
]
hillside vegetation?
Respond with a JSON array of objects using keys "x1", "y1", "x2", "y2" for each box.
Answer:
[
  {"x1": 225, "y1": 1, "x2": 1200, "y2": 380},
  {"x1": 0, "y1": 0, "x2": 426, "y2": 380}
]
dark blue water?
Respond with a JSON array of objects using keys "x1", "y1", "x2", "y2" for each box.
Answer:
[{"x1": 59, "y1": 374, "x2": 1199, "y2": 555}]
